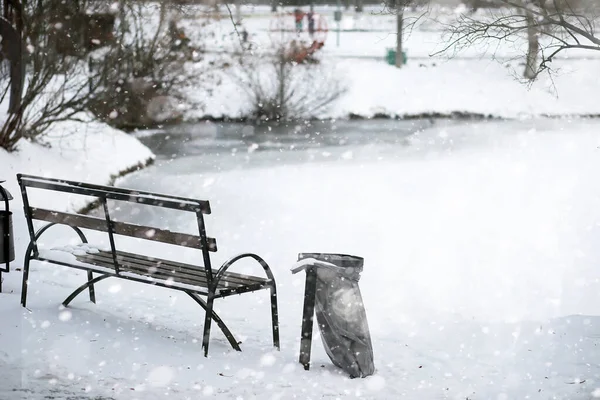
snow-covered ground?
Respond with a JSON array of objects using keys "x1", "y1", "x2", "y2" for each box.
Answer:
[
  {"x1": 3, "y1": 4, "x2": 600, "y2": 399},
  {"x1": 0, "y1": 117, "x2": 154, "y2": 289},
  {"x1": 190, "y1": 57, "x2": 600, "y2": 120},
  {"x1": 2, "y1": 118, "x2": 600, "y2": 399},
  {"x1": 0, "y1": 118, "x2": 154, "y2": 399},
  {"x1": 0, "y1": 119, "x2": 154, "y2": 214}
]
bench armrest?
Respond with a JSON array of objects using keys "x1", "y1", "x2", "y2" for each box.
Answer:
[{"x1": 211, "y1": 253, "x2": 275, "y2": 293}]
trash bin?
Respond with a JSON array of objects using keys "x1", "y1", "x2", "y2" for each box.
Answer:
[
  {"x1": 292, "y1": 253, "x2": 375, "y2": 378},
  {"x1": 385, "y1": 48, "x2": 407, "y2": 66}
]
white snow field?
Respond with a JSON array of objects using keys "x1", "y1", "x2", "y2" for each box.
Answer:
[{"x1": 2, "y1": 118, "x2": 600, "y2": 399}]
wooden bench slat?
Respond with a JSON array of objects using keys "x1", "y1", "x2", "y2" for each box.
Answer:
[
  {"x1": 74, "y1": 253, "x2": 211, "y2": 290},
  {"x1": 19, "y1": 175, "x2": 211, "y2": 214},
  {"x1": 91, "y1": 250, "x2": 267, "y2": 288},
  {"x1": 31, "y1": 208, "x2": 217, "y2": 252},
  {"x1": 123, "y1": 264, "x2": 209, "y2": 289},
  {"x1": 72, "y1": 250, "x2": 268, "y2": 291},
  {"x1": 113, "y1": 250, "x2": 269, "y2": 286},
  {"x1": 84, "y1": 251, "x2": 215, "y2": 287}
]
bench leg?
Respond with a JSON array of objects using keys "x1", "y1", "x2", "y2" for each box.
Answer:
[
  {"x1": 87, "y1": 271, "x2": 96, "y2": 304},
  {"x1": 270, "y1": 284, "x2": 280, "y2": 350},
  {"x1": 20, "y1": 243, "x2": 34, "y2": 308},
  {"x1": 202, "y1": 295, "x2": 215, "y2": 357},
  {"x1": 62, "y1": 274, "x2": 111, "y2": 307},
  {"x1": 187, "y1": 292, "x2": 241, "y2": 354}
]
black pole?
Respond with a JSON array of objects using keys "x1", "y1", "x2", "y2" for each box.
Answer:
[
  {"x1": 2, "y1": 0, "x2": 24, "y2": 114},
  {"x1": 355, "y1": 0, "x2": 363, "y2": 13},
  {"x1": 299, "y1": 266, "x2": 317, "y2": 370},
  {"x1": 0, "y1": 184, "x2": 10, "y2": 293}
]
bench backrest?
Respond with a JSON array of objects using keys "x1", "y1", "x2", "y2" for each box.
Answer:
[{"x1": 17, "y1": 174, "x2": 217, "y2": 274}]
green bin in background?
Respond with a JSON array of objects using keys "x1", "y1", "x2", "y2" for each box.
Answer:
[{"x1": 386, "y1": 48, "x2": 407, "y2": 66}]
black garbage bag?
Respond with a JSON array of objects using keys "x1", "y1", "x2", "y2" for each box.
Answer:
[{"x1": 292, "y1": 253, "x2": 375, "y2": 378}]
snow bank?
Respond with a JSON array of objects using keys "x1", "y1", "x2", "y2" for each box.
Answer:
[
  {"x1": 0, "y1": 113, "x2": 154, "y2": 398},
  {"x1": 189, "y1": 56, "x2": 600, "y2": 120},
  {"x1": 0, "y1": 116, "x2": 154, "y2": 266}
]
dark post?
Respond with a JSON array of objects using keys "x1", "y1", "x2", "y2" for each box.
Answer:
[
  {"x1": 195, "y1": 211, "x2": 214, "y2": 283},
  {"x1": 299, "y1": 266, "x2": 318, "y2": 370},
  {"x1": 88, "y1": 57, "x2": 94, "y2": 93},
  {"x1": 1, "y1": 0, "x2": 24, "y2": 114},
  {"x1": 355, "y1": 0, "x2": 363, "y2": 13},
  {"x1": 0, "y1": 181, "x2": 15, "y2": 293}
]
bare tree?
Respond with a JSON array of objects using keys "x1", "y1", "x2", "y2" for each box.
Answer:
[
  {"x1": 437, "y1": 0, "x2": 600, "y2": 79},
  {"x1": 397, "y1": 7, "x2": 404, "y2": 67},
  {"x1": 0, "y1": 0, "x2": 111, "y2": 151},
  {"x1": 523, "y1": 4, "x2": 539, "y2": 79},
  {"x1": 0, "y1": 0, "x2": 213, "y2": 151}
]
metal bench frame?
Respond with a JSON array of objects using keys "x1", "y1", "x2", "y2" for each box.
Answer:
[{"x1": 17, "y1": 173, "x2": 280, "y2": 356}]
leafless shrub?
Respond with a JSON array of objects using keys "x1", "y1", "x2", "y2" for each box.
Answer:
[
  {"x1": 233, "y1": 48, "x2": 347, "y2": 122},
  {"x1": 88, "y1": 2, "x2": 214, "y2": 129}
]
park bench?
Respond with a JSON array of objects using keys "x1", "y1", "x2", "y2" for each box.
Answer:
[{"x1": 17, "y1": 173, "x2": 280, "y2": 356}]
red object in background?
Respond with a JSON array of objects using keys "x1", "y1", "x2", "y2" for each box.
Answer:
[
  {"x1": 291, "y1": 40, "x2": 325, "y2": 63},
  {"x1": 294, "y1": 9, "x2": 305, "y2": 23}
]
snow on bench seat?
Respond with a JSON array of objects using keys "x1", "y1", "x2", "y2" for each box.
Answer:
[{"x1": 38, "y1": 244, "x2": 270, "y2": 296}]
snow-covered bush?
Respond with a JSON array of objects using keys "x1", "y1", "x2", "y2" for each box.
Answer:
[
  {"x1": 88, "y1": 2, "x2": 212, "y2": 129},
  {"x1": 0, "y1": 0, "x2": 216, "y2": 150}
]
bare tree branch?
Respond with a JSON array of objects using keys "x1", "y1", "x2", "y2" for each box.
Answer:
[{"x1": 435, "y1": 0, "x2": 600, "y2": 79}]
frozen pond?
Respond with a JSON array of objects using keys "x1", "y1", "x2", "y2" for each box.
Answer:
[
  {"x1": 115, "y1": 117, "x2": 600, "y2": 323},
  {"x1": 132, "y1": 119, "x2": 460, "y2": 173}
]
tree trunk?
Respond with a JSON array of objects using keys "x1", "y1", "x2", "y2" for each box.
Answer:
[
  {"x1": 278, "y1": 51, "x2": 286, "y2": 120},
  {"x1": 0, "y1": 19, "x2": 23, "y2": 112},
  {"x1": 524, "y1": 9, "x2": 539, "y2": 80},
  {"x1": 235, "y1": 0, "x2": 242, "y2": 23},
  {"x1": 355, "y1": 0, "x2": 363, "y2": 13},
  {"x1": 396, "y1": 7, "x2": 403, "y2": 68}
]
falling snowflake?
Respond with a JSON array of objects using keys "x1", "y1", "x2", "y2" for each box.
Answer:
[{"x1": 147, "y1": 366, "x2": 174, "y2": 388}]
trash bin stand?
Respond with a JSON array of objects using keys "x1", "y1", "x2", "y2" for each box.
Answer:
[
  {"x1": 293, "y1": 253, "x2": 375, "y2": 377},
  {"x1": 299, "y1": 265, "x2": 318, "y2": 370}
]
